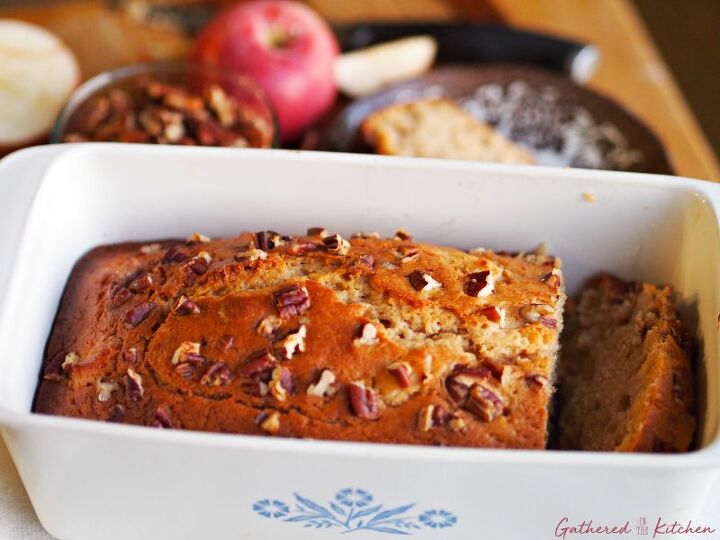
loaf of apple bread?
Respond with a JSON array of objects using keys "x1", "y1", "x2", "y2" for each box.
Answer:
[{"x1": 34, "y1": 229, "x2": 565, "y2": 449}]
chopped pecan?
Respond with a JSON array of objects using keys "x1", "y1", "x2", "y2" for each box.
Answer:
[
  {"x1": 322, "y1": 234, "x2": 350, "y2": 255},
  {"x1": 394, "y1": 229, "x2": 412, "y2": 241},
  {"x1": 183, "y1": 263, "x2": 203, "y2": 287},
  {"x1": 260, "y1": 411, "x2": 281, "y2": 433},
  {"x1": 151, "y1": 405, "x2": 173, "y2": 428},
  {"x1": 269, "y1": 366, "x2": 295, "y2": 401},
  {"x1": 174, "y1": 295, "x2": 201, "y2": 315},
  {"x1": 109, "y1": 285, "x2": 133, "y2": 308},
  {"x1": 307, "y1": 369, "x2": 336, "y2": 398},
  {"x1": 398, "y1": 245, "x2": 418, "y2": 257},
  {"x1": 418, "y1": 405, "x2": 435, "y2": 431},
  {"x1": 479, "y1": 306, "x2": 504, "y2": 324},
  {"x1": 420, "y1": 353, "x2": 434, "y2": 383},
  {"x1": 539, "y1": 316, "x2": 558, "y2": 329},
  {"x1": 288, "y1": 240, "x2": 320, "y2": 255},
  {"x1": 464, "y1": 384, "x2": 505, "y2": 422},
  {"x1": 128, "y1": 273, "x2": 153, "y2": 293},
  {"x1": 432, "y1": 405, "x2": 452, "y2": 426},
  {"x1": 358, "y1": 254, "x2": 375, "y2": 269},
  {"x1": 351, "y1": 231, "x2": 380, "y2": 239},
  {"x1": 279, "y1": 325, "x2": 307, "y2": 359},
  {"x1": 190, "y1": 251, "x2": 212, "y2": 271},
  {"x1": 274, "y1": 285, "x2": 311, "y2": 319},
  {"x1": 61, "y1": 352, "x2": 81, "y2": 371},
  {"x1": 449, "y1": 416, "x2": 466, "y2": 431},
  {"x1": 175, "y1": 361, "x2": 197, "y2": 379},
  {"x1": 254, "y1": 231, "x2": 270, "y2": 250},
  {"x1": 500, "y1": 365, "x2": 522, "y2": 387},
  {"x1": 387, "y1": 362, "x2": 412, "y2": 388},
  {"x1": 139, "y1": 107, "x2": 185, "y2": 142},
  {"x1": 349, "y1": 382, "x2": 381, "y2": 420},
  {"x1": 254, "y1": 230, "x2": 284, "y2": 250},
  {"x1": 139, "y1": 243, "x2": 162, "y2": 255},
  {"x1": 407, "y1": 270, "x2": 442, "y2": 292},
  {"x1": 195, "y1": 119, "x2": 247, "y2": 146},
  {"x1": 207, "y1": 85, "x2": 237, "y2": 127},
  {"x1": 445, "y1": 365, "x2": 492, "y2": 403},
  {"x1": 234, "y1": 246, "x2": 268, "y2": 263},
  {"x1": 256, "y1": 315, "x2": 282, "y2": 339},
  {"x1": 354, "y1": 323, "x2": 378, "y2": 346},
  {"x1": 399, "y1": 246, "x2": 419, "y2": 264},
  {"x1": 97, "y1": 379, "x2": 120, "y2": 402},
  {"x1": 541, "y1": 269, "x2": 562, "y2": 289},
  {"x1": 526, "y1": 374, "x2": 549, "y2": 390},
  {"x1": 80, "y1": 96, "x2": 110, "y2": 132},
  {"x1": 306, "y1": 227, "x2": 328, "y2": 238},
  {"x1": 519, "y1": 303, "x2": 555, "y2": 323},
  {"x1": 200, "y1": 361, "x2": 232, "y2": 386},
  {"x1": 163, "y1": 89, "x2": 206, "y2": 117},
  {"x1": 418, "y1": 405, "x2": 451, "y2": 431},
  {"x1": 182, "y1": 252, "x2": 211, "y2": 285},
  {"x1": 162, "y1": 246, "x2": 189, "y2": 264},
  {"x1": 186, "y1": 232, "x2": 211, "y2": 244},
  {"x1": 240, "y1": 351, "x2": 278, "y2": 382},
  {"x1": 465, "y1": 270, "x2": 494, "y2": 298},
  {"x1": 126, "y1": 368, "x2": 144, "y2": 401},
  {"x1": 108, "y1": 88, "x2": 132, "y2": 114},
  {"x1": 171, "y1": 341, "x2": 201, "y2": 365},
  {"x1": 124, "y1": 347, "x2": 139, "y2": 364}
]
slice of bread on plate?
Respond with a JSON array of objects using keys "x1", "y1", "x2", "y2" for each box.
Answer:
[{"x1": 361, "y1": 98, "x2": 535, "y2": 164}]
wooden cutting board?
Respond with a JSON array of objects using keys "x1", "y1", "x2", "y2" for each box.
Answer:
[{"x1": 2, "y1": 0, "x2": 718, "y2": 180}]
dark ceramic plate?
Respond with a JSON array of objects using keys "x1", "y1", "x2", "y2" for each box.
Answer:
[{"x1": 318, "y1": 65, "x2": 673, "y2": 174}]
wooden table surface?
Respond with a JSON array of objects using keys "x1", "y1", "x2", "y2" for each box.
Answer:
[{"x1": 3, "y1": 0, "x2": 719, "y2": 180}]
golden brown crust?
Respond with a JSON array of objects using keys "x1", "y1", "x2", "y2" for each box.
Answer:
[
  {"x1": 557, "y1": 274, "x2": 695, "y2": 452},
  {"x1": 34, "y1": 231, "x2": 564, "y2": 449}
]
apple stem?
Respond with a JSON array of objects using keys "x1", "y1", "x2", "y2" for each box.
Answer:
[{"x1": 267, "y1": 27, "x2": 295, "y2": 49}]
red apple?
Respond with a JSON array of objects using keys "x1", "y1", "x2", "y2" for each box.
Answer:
[{"x1": 194, "y1": 0, "x2": 339, "y2": 143}]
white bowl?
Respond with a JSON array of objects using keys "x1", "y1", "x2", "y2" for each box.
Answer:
[{"x1": 0, "y1": 144, "x2": 718, "y2": 540}]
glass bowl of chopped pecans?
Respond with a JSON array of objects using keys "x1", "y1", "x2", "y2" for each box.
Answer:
[{"x1": 52, "y1": 61, "x2": 278, "y2": 148}]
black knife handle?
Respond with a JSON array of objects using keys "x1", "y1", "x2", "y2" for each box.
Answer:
[{"x1": 335, "y1": 22, "x2": 598, "y2": 81}]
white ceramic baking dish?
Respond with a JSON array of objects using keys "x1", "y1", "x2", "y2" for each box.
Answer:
[{"x1": 0, "y1": 144, "x2": 719, "y2": 540}]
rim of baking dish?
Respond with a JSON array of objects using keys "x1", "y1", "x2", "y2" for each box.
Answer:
[{"x1": 1, "y1": 144, "x2": 719, "y2": 469}]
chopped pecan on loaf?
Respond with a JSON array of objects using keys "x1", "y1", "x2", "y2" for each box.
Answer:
[{"x1": 34, "y1": 229, "x2": 565, "y2": 449}]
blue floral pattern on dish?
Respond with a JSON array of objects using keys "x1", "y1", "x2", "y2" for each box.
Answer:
[
  {"x1": 253, "y1": 499, "x2": 290, "y2": 519},
  {"x1": 418, "y1": 509, "x2": 457, "y2": 529},
  {"x1": 252, "y1": 488, "x2": 458, "y2": 535},
  {"x1": 335, "y1": 488, "x2": 373, "y2": 508}
]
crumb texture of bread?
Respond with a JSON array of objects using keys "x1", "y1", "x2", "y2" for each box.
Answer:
[
  {"x1": 35, "y1": 231, "x2": 564, "y2": 449},
  {"x1": 361, "y1": 99, "x2": 535, "y2": 164},
  {"x1": 557, "y1": 274, "x2": 695, "y2": 452}
]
